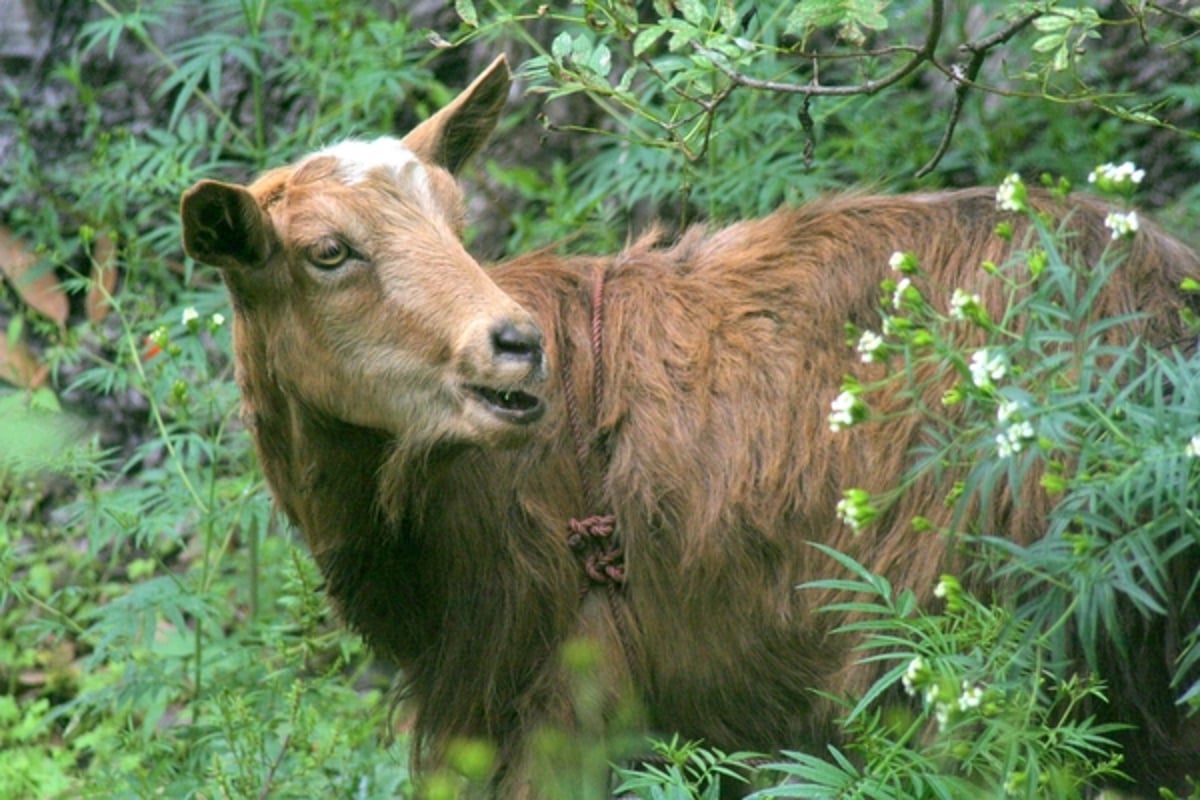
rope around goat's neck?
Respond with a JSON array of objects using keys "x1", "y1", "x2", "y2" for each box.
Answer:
[
  {"x1": 560, "y1": 265, "x2": 625, "y2": 591},
  {"x1": 560, "y1": 267, "x2": 777, "y2": 792},
  {"x1": 563, "y1": 266, "x2": 608, "y2": 508}
]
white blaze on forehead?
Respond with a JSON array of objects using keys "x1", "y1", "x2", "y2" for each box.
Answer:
[{"x1": 310, "y1": 136, "x2": 433, "y2": 203}]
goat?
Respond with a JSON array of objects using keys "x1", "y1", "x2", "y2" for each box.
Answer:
[{"x1": 180, "y1": 55, "x2": 1200, "y2": 796}]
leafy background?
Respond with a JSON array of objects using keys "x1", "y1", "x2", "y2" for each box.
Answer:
[{"x1": 2, "y1": 1, "x2": 1199, "y2": 797}]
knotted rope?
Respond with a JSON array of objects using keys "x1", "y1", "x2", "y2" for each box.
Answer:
[
  {"x1": 559, "y1": 267, "x2": 774, "y2": 799},
  {"x1": 567, "y1": 515, "x2": 624, "y2": 586},
  {"x1": 561, "y1": 266, "x2": 625, "y2": 590}
]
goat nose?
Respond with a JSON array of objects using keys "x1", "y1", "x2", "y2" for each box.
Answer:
[{"x1": 491, "y1": 320, "x2": 543, "y2": 365}]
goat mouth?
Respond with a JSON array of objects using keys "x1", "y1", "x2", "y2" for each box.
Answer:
[{"x1": 467, "y1": 385, "x2": 546, "y2": 425}]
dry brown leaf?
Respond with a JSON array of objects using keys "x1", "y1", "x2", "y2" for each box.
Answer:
[
  {"x1": 0, "y1": 331, "x2": 49, "y2": 389},
  {"x1": 16, "y1": 670, "x2": 48, "y2": 690},
  {"x1": 86, "y1": 232, "x2": 119, "y2": 324},
  {"x1": 0, "y1": 226, "x2": 68, "y2": 328}
]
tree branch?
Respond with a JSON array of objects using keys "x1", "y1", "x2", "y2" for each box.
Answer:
[
  {"x1": 915, "y1": 11, "x2": 1040, "y2": 178},
  {"x1": 696, "y1": 1, "x2": 944, "y2": 98}
]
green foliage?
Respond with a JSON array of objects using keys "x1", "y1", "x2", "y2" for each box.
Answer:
[
  {"x1": 3, "y1": 0, "x2": 1200, "y2": 798},
  {"x1": 802, "y1": 170, "x2": 1200, "y2": 797},
  {"x1": 752, "y1": 545, "x2": 1126, "y2": 798},
  {"x1": 1, "y1": 0, "x2": 439, "y2": 796},
  {"x1": 461, "y1": 0, "x2": 1199, "y2": 228},
  {"x1": 838, "y1": 171, "x2": 1200, "y2": 690},
  {"x1": 613, "y1": 736, "x2": 761, "y2": 800},
  {"x1": 1, "y1": 293, "x2": 412, "y2": 796},
  {"x1": 786, "y1": 0, "x2": 891, "y2": 46}
]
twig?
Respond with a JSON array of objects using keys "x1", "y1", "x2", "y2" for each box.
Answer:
[
  {"x1": 798, "y1": 95, "x2": 815, "y2": 170},
  {"x1": 916, "y1": 11, "x2": 1039, "y2": 178},
  {"x1": 642, "y1": 53, "x2": 738, "y2": 161},
  {"x1": 963, "y1": 9, "x2": 1042, "y2": 55},
  {"x1": 258, "y1": 732, "x2": 293, "y2": 800},
  {"x1": 696, "y1": 0, "x2": 945, "y2": 98},
  {"x1": 1145, "y1": 2, "x2": 1200, "y2": 49},
  {"x1": 92, "y1": 0, "x2": 254, "y2": 153}
]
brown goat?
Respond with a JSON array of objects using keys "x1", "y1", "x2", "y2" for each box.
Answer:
[{"x1": 180, "y1": 56, "x2": 1200, "y2": 796}]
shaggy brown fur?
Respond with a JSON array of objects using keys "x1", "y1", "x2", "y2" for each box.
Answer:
[{"x1": 180, "y1": 56, "x2": 1200, "y2": 796}]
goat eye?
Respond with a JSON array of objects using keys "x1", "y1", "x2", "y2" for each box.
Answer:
[{"x1": 307, "y1": 238, "x2": 351, "y2": 269}]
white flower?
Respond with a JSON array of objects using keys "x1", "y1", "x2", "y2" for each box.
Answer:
[
  {"x1": 182, "y1": 307, "x2": 200, "y2": 326},
  {"x1": 1186, "y1": 434, "x2": 1200, "y2": 458},
  {"x1": 957, "y1": 681, "x2": 984, "y2": 711},
  {"x1": 828, "y1": 390, "x2": 866, "y2": 431},
  {"x1": 835, "y1": 488, "x2": 877, "y2": 531},
  {"x1": 996, "y1": 173, "x2": 1027, "y2": 212},
  {"x1": 1105, "y1": 210, "x2": 1140, "y2": 239},
  {"x1": 1089, "y1": 161, "x2": 1145, "y2": 189},
  {"x1": 995, "y1": 397, "x2": 1037, "y2": 456},
  {"x1": 902, "y1": 657, "x2": 927, "y2": 696},
  {"x1": 969, "y1": 349, "x2": 1007, "y2": 389},
  {"x1": 889, "y1": 251, "x2": 916, "y2": 273},
  {"x1": 996, "y1": 421, "x2": 1035, "y2": 458},
  {"x1": 834, "y1": 498, "x2": 857, "y2": 529},
  {"x1": 856, "y1": 330, "x2": 885, "y2": 363},
  {"x1": 211, "y1": 312, "x2": 226, "y2": 327},
  {"x1": 949, "y1": 289, "x2": 981, "y2": 321},
  {"x1": 934, "y1": 700, "x2": 951, "y2": 731},
  {"x1": 892, "y1": 277, "x2": 912, "y2": 310}
]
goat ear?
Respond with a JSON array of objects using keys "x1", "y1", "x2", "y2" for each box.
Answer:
[
  {"x1": 181, "y1": 179, "x2": 275, "y2": 269},
  {"x1": 402, "y1": 54, "x2": 511, "y2": 175}
]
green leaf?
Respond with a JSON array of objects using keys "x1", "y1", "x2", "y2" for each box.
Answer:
[
  {"x1": 589, "y1": 43, "x2": 612, "y2": 77},
  {"x1": 852, "y1": 1, "x2": 888, "y2": 33},
  {"x1": 1052, "y1": 45, "x2": 1070, "y2": 72},
  {"x1": 571, "y1": 34, "x2": 594, "y2": 66},
  {"x1": 1033, "y1": 13, "x2": 1073, "y2": 32},
  {"x1": 551, "y1": 31, "x2": 573, "y2": 62},
  {"x1": 455, "y1": 0, "x2": 478, "y2": 28},
  {"x1": 668, "y1": 24, "x2": 696, "y2": 53},
  {"x1": 615, "y1": 66, "x2": 636, "y2": 93},
  {"x1": 718, "y1": 3, "x2": 740, "y2": 31},
  {"x1": 633, "y1": 25, "x2": 665, "y2": 57},
  {"x1": 786, "y1": 0, "x2": 889, "y2": 38},
  {"x1": 1032, "y1": 33, "x2": 1065, "y2": 53},
  {"x1": 844, "y1": 661, "x2": 909, "y2": 724},
  {"x1": 676, "y1": 0, "x2": 706, "y2": 26}
]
